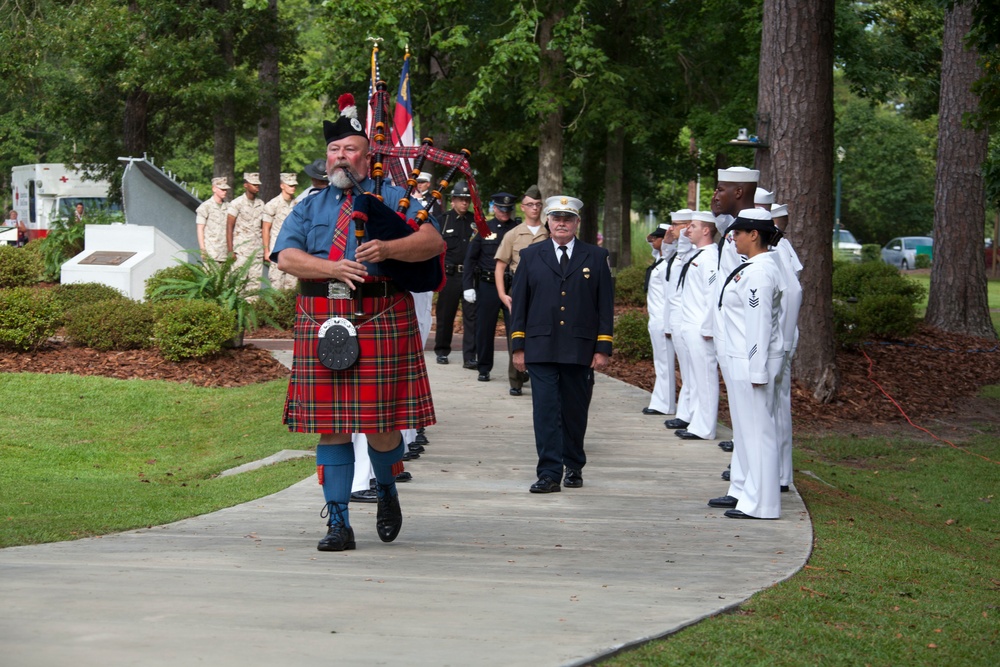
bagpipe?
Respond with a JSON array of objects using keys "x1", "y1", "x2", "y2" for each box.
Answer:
[{"x1": 346, "y1": 80, "x2": 490, "y2": 298}]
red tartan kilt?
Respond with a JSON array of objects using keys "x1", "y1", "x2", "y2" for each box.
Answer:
[{"x1": 284, "y1": 291, "x2": 436, "y2": 433}]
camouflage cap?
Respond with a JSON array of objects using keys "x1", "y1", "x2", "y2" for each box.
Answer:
[
  {"x1": 244, "y1": 172, "x2": 262, "y2": 185},
  {"x1": 279, "y1": 172, "x2": 298, "y2": 186},
  {"x1": 211, "y1": 177, "x2": 230, "y2": 190}
]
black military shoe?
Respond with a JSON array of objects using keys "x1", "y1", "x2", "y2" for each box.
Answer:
[
  {"x1": 415, "y1": 428, "x2": 429, "y2": 446},
  {"x1": 664, "y1": 418, "x2": 689, "y2": 429},
  {"x1": 718, "y1": 440, "x2": 734, "y2": 452},
  {"x1": 478, "y1": 372, "x2": 490, "y2": 382},
  {"x1": 707, "y1": 495, "x2": 739, "y2": 508},
  {"x1": 676, "y1": 430, "x2": 704, "y2": 440},
  {"x1": 350, "y1": 489, "x2": 377, "y2": 503},
  {"x1": 407, "y1": 443, "x2": 425, "y2": 454},
  {"x1": 721, "y1": 469, "x2": 731, "y2": 481},
  {"x1": 509, "y1": 387, "x2": 522, "y2": 396},
  {"x1": 436, "y1": 355, "x2": 449, "y2": 364},
  {"x1": 563, "y1": 469, "x2": 583, "y2": 488},
  {"x1": 375, "y1": 483, "x2": 403, "y2": 543},
  {"x1": 464, "y1": 360, "x2": 478, "y2": 369},
  {"x1": 318, "y1": 502, "x2": 356, "y2": 551},
  {"x1": 642, "y1": 407, "x2": 665, "y2": 415},
  {"x1": 529, "y1": 476, "x2": 561, "y2": 493}
]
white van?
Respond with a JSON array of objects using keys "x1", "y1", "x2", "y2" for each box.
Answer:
[{"x1": 10, "y1": 164, "x2": 119, "y2": 241}]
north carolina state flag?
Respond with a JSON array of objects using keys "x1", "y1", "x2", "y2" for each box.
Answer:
[{"x1": 391, "y1": 52, "x2": 415, "y2": 173}]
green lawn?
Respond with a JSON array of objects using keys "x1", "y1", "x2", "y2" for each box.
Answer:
[
  {"x1": 907, "y1": 272, "x2": 1000, "y2": 335},
  {"x1": 602, "y1": 388, "x2": 1000, "y2": 666},
  {"x1": 0, "y1": 373, "x2": 315, "y2": 547}
]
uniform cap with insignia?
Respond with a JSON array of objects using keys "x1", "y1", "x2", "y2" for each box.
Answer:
[
  {"x1": 491, "y1": 192, "x2": 517, "y2": 211},
  {"x1": 244, "y1": 172, "x2": 262, "y2": 185},
  {"x1": 717, "y1": 166, "x2": 760, "y2": 183},
  {"x1": 728, "y1": 206, "x2": 776, "y2": 232},
  {"x1": 523, "y1": 184, "x2": 543, "y2": 200},
  {"x1": 648, "y1": 224, "x2": 667, "y2": 239},
  {"x1": 211, "y1": 177, "x2": 231, "y2": 190},
  {"x1": 303, "y1": 158, "x2": 327, "y2": 181},
  {"x1": 543, "y1": 195, "x2": 583, "y2": 218},
  {"x1": 670, "y1": 208, "x2": 694, "y2": 222},
  {"x1": 770, "y1": 203, "x2": 788, "y2": 218},
  {"x1": 323, "y1": 93, "x2": 368, "y2": 144},
  {"x1": 451, "y1": 180, "x2": 472, "y2": 198},
  {"x1": 754, "y1": 187, "x2": 775, "y2": 205},
  {"x1": 279, "y1": 172, "x2": 298, "y2": 186},
  {"x1": 417, "y1": 172, "x2": 432, "y2": 183}
]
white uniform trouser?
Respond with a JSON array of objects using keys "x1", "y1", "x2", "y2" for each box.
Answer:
[
  {"x1": 647, "y1": 327, "x2": 676, "y2": 414},
  {"x1": 774, "y1": 351, "x2": 794, "y2": 487},
  {"x1": 679, "y1": 329, "x2": 717, "y2": 439},
  {"x1": 671, "y1": 331, "x2": 693, "y2": 423},
  {"x1": 352, "y1": 291, "x2": 434, "y2": 493},
  {"x1": 726, "y1": 355, "x2": 784, "y2": 518}
]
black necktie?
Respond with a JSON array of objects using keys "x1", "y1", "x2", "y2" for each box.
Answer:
[{"x1": 559, "y1": 245, "x2": 568, "y2": 273}]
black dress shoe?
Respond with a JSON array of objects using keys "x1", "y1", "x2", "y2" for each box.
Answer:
[
  {"x1": 780, "y1": 485, "x2": 790, "y2": 493},
  {"x1": 394, "y1": 471, "x2": 412, "y2": 483},
  {"x1": 664, "y1": 418, "x2": 689, "y2": 429},
  {"x1": 676, "y1": 430, "x2": 704, "y2": 440},
  {"x1": 509, "y1": 387, "x2": 522, "y2": 396},
  {"x1": 350, "y1": 489, "x2": 377, "y2": 503},
  {"x1": 724, "y1": 509, "x2": 775, "y2": 520},
  {"x1": 721, "y1": 469, "x2": 730, "y2": 481},
  {"x1": 436, "y1": 355, "x2": 449, "y2": 364},
  {"x1": 463, "y1": 360, "x2": 478, "y2": 369},
  {"x1": 642, "y1": 407, "x2": 666, "y2": 415},
  {"x1": 563, "y1": 469, "x2": 583, "y2": 488},
  {"x1": 317, "y1": 523, "x2": 356, "y2": 551},
  {"x1": 477, "y1": 372, "x2": 490, "y2": 382},
  {"x1": 414, "y1": 428, "x2": 429, "y2": 446},
  {"x1": 708, "y1": 495, "x2": 739, "y2": 508},
  {"x1": 407, "y1": 443, "x2": 425, "y2": 454},
  {"x1": 718, "y1": 440, "x2": 734, "y2": 452},
  {"x1": 375, "y1": 485, "x2": 403, "y2": 542},
  {"x1": 402, "y1": 450, "x2": 420, "y2": 461},
  {"x1": 529, "y1": 476, "x2": 561, "y2": 493}
]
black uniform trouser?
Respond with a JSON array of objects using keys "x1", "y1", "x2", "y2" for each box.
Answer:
[
  {"x1": 475, "y1": 279, "x2": 509, "y2": 374},
  {"x1": 527, "y1": 362, "x2": 594, "y2": 481},
  {"x1": 434, "y1": 272, "x2": 476, "y2": 362}
]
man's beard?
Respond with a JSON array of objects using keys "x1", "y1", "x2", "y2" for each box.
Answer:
[{"x1": 329, "y1": 164, "x2": 361, "y2": 189}]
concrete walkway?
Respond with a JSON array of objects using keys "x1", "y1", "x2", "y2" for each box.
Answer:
[{"x1": 0, "y1": 348, "x2": 812, "y2": 667}]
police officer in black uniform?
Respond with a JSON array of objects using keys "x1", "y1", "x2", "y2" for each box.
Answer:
[
  {"x1": 463, "y1": 192, "x2": 519, "y2": 382},
  {"x1": 434, "y1": 180, "x2": 478, "y2": 367}
]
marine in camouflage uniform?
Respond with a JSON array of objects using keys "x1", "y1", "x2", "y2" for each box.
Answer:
[
  {"x1": 227, "y1": 172, "x2": 266, "y2": 288},
  {"x1": 195, "y1": 176, "x2": 231, "y2": 262},
  {"x1": 262, "y1": 172, "x2": 299, "y2": 291}
]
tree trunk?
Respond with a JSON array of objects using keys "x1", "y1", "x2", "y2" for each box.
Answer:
[
  {"x1": 602, "y1": 126, "x2": 625, "y2": 271},
  {"x1": 537, "y1": 10, "x2": 564, "y2": 198},
  {"x1": 926, "y1": 1, "x2": 996, "y2": 339},
  {"x1": 759, "y1": 0, "x2": 838, "y2": 402},
  {"x1": 578, "y1": 133, "x2": 605, "y2": 245},
  {"x1": 256, "y1": 0, "x2": 281, "y2": 202},
  {"x1": 687, "y1": 135, "x2": 699, "y2": 209},
  {"x1": 122, "y1": 89, "x2": 149, "y2": 157},
  {"x1": 213, "y1": 0, "x2": 235, "y2": 192},
  {"x1": 621, "y1": 172, "x2": 632, "y2": 267}
]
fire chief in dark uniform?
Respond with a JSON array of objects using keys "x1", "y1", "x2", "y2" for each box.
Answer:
[{"x1": 510, "y1": 195, "x2": 614, "y2": 493}]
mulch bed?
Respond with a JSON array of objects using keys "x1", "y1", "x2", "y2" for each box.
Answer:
[{"x1": 2, "y1": 321, "x2": 997, "y2": 434}]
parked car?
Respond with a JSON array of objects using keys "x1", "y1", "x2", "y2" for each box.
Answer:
[
  {"x1": 881, "y1": 236, "x2": 933, "y2": 270},
  {"x1": 833, "y1": 228, "x2": 863, "y2": 262}
]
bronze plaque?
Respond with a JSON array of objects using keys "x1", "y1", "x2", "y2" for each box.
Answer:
[{"x1": 79, "y1": 251, "x2": 137, "y2": 266}]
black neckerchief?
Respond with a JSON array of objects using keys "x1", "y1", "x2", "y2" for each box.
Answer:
[
  {"x1": 643, "y1": 257, "x2": 665, "y2": 292},
  {"x1": 665, "y1": 253, "x2": 678, "y2": 282},
  {"x1": 677, "y1": 248, "x2": 704, "y2": 290},
  {"x1": 718, "y1": 261, "x2": 752, "y2": 309},
  {"x1": 717, "y1": 234, "x2": 727, "y2": 270}
]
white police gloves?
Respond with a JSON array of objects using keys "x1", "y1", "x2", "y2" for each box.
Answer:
[{"x1": 463, "y1": 289, "x2": 476, "y2": 303}]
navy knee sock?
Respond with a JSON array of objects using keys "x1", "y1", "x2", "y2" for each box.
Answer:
[
  {"x1": 368, "y1": 440, "x2": 404, "y2": 500},
  {"x1": 316, "y1": 443, "x2": 354, "y2": 527}
]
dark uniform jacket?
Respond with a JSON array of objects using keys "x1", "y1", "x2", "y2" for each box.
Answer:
[
  {"x1": 440, "y1": 209, "x2": 477, "y2": 274},
  {"x1": 462, "y1": 216, "x2": 517, "y2": 290},
  {"x1": 509, "y1": 239, "x2": 614, "y2": 366}
]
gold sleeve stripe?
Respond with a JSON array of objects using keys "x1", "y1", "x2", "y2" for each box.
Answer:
[
  {"x1": 511, "y1": 332, "x2": 525, "y2": 339},
  {"x1": 597, "y1": 335, "x2": 613, "y2": 343}
]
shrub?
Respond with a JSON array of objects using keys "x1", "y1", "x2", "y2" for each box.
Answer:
[
  {"x1": 54, "y1": 282, "x2": 128, "y2": 315},
  {"x1": 154, "y1": 300, "x2": 236, "y2": 361},
  {"x1": 0, "y1": 245, "x2": 44, "y2": 288},
  {"x1": 145, "y1": 263, "x2": 197, "y2": 302},
  {"x1": 614, "y1": 309, "x2": 652, "y2": 361},
  {"x1": 65, "y1": 299, "x2": 154, "y2": 351},
  {"x1": 251, "y1": 286, "x2": 297, "y2": 331},
  {"x1": 915, "y1": 254, "x2": 931, "y2": 269},
  {"x1": 0, "y1": 287, "x2": 61, "y2": 351},
  {"x1": 615, "y1": 264, "x2": 647, "y2": 307},
  {"x1": 860, "y1": 244, "x2": 881, "y2": 263},
  {"x1": 832, "y1": 261, "x2": 926, "y2": 345}
]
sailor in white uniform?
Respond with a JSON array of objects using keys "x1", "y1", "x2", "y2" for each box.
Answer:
[
  {"x1": 709, "y1": 209, "x2": 785, "y2": 519},
  {"x1": 664, "y1": 209, "x2": 696, "y2": 431},
  {"x1": 674, "y1": 210, "x2": 720, "y2": 440},
  {"x1": 643, "y1": 223, "x2": 678, "y2": 416},
  {"x1": 769, "y1": 203, "x2": 802, "y2": 491}
]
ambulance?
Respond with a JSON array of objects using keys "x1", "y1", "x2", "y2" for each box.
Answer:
[{"x1": 10, "y1": 164, "x2": 119, "y2": 240}]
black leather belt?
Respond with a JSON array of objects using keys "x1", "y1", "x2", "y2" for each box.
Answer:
[
  {"x1": 445, "y1": 264, "x2": 464, "y2": 275},
  {"x1": 300, "y1": 280, "x2": 400, "y2": 299}
]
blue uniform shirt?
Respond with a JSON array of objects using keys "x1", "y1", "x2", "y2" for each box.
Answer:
[{"x1": 270, "y1": 178, "x2": 437, "y2": 277}]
